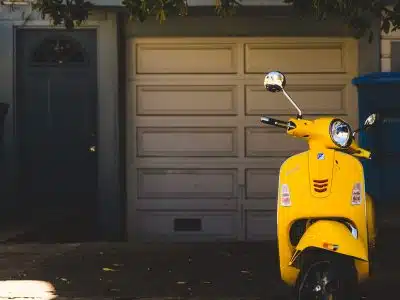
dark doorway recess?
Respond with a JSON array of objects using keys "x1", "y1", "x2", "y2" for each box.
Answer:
[{"x1": 14, "y1": 29, "x2": 99, "y2": 243}]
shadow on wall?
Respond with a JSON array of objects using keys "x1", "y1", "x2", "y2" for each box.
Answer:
[{"x1": 0, "y1": 103, "x2": 10, "y2": 224}]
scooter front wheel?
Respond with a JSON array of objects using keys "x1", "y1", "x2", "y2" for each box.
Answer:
[{"x1": 294, "y1": 251, "x2": 359, "y2": 300}]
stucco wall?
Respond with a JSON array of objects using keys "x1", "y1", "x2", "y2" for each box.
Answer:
[{"x1": 0, "y1": 3, "x2": 381, "y2": 237}]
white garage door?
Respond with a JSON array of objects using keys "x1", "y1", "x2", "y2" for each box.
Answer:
[{"x1": 126, "y1": 37, "x2": 358, "y2": 241}]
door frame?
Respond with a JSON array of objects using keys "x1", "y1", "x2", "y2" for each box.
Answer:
[{"x1": 9, "y1": 16, "x2": 122, "y2": 240}]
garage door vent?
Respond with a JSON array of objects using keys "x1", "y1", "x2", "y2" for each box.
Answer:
[{"x1": 174, "y1": 218, "x2": 202, "y2": 232}]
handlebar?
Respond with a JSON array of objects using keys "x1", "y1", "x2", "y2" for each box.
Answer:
[
  {"x1": 260, "y1": 116, "x2": 294, "y2": 129},
  {"x1": 260, "y1": 116, "x2": 288, "y2": 128},
  {"x1": 260, "y1": 115, "x2": 372, "y2": 159}
]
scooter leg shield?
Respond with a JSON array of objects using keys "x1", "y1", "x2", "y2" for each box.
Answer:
[{"x1": 292, "y1": 220, "x2": 368, "y2": 262}]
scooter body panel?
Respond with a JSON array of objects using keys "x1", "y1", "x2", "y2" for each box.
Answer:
[
  {"x1": 294, "y1": 220, "x2": 368, "y2": 260},
  {"x1": 277, "y1": 148, "x2": 371, "y2": 286},
  {"x1": 293, "y1": 220, "x2": 370, "y2": 283}
]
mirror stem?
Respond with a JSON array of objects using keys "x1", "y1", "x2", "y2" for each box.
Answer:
[
  {"x1": 282, "y1": 89, "x2": 302, "y2": 119},
  {"x1": 352, "y1": 125, "x2": 371, "y2": 137}
]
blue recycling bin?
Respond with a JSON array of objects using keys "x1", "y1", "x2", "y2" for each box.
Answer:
[{"x1": 352, "y1": 72, "x2": 400, "y2": 205}]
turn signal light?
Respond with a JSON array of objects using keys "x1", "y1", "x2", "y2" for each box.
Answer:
[{"x1": 280, "y1": 184, "x2": 291, "y2": 207}]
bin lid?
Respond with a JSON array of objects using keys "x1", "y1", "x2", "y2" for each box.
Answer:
[{"x1": 352, "y1": 72, "x2": 400, "y2": 86}]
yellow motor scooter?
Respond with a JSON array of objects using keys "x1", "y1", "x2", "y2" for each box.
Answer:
[{"x1": 261, "y1": 71, "x2": 377, "y2": 299}]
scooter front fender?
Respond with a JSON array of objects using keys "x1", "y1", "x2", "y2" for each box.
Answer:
[{"x1": 293, "y1": 220, "x2": 368, "y2": 262}]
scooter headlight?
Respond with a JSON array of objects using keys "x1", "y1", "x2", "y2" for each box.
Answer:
[{"x1": 329, "y1": 119, "x2": 352, "y2": 148}]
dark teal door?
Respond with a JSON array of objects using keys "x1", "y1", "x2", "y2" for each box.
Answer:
[
  {"x1": 16, "y1": 30, "x2": 98, "y2": 242},
  {"x1": 377, "y1": 110, "x2": 400, "y2": 202}
]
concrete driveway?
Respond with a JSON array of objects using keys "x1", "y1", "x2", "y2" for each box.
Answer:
[
  {"x1": 10, "y1": 242, "x2": 289, "y2": 299},
  {"x1": 0, "y1": 228, "x2": 397, "y2": 299}
]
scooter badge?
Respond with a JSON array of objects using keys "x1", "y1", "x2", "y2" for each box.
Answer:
[{"x1": 317, "y1": 152, "x2": 325, "y2": 160}]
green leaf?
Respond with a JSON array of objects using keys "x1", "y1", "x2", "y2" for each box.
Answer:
[{"x1": 15, "y1": 0, "x2": 400, "y2": 41}]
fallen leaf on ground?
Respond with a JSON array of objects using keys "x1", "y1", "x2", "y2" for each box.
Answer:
[
  {"x1": 57, "y1": 277, "x2": 70, "y2": 284},
  {"x1": 112, "y1": 263, "x2": 123, "y2": 267},
  {"x1": 102, "y1": 267, "x2": 117, "y2": 272},
  {"x1": 202, "y1": 281, "x2": 212, "y2": 284},
  {"x1": 241, "y1": 270, "x2": 251, "y2": 274},
  {"x1": 176, "y1": 281, "x2": 187, "y2": 285}
]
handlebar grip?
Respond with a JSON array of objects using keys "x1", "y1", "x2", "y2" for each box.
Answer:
[{"x1": 260, "y1": 116, "x2": 288, "y2": 128}]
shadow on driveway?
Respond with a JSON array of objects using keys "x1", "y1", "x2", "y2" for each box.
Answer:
[
  {"x1": 14, "y1": 242, "x2": 290, "y2": 299},
  {"x1": 6, "y1": 229, "x2": 400, "y2": 299}
]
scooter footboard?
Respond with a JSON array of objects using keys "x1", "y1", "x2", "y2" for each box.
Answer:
[{"x1": 293, "y1": 220, "x2": 368, "y2": 262}]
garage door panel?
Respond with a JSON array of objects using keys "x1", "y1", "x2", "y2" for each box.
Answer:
[
  {"x1": 136, "y1": 85, "x2": 238, "y2": 116},
  {"x1": 245, "y1": 42, "x2": 345, "y2": 74},
  {"x1": 244, "y1": 115, "x2": 291, "y2": 127},
  {"x1": 242, "y1": 200, "x2": 276, "y2": 211},
  {"x1": 134, "y1": 157, "x2": 286, "y2": 169},
  {"x1": 246, "y1": 127, "x2": 307, "y2": 157},
  {"x1": 135, "y1": 211, "x2": 237, "y2": 241},
  {"x1": 243, "y1": 74, "x2": 353, "y2": 82},
  {"x1": 135, "y1": 199, "x2": 237, "y2": 210},
  {"x1": 245, "y1": 210, "x2": 277, "y2": 240},
  {"x1": 135, "y1": 116, "x2": 239, "y2": 127},
  {"x1": 137, "y1": 168, "x2": 238, "y2": 199},
  {"x1": 246, "y1": 168, "x2": 279, "y2": 199},
  {"x1": 245, "y1": 84, "x2": 347, "y2": 116},
  {"x1": 137, "y1": 127, "x2": 238, "y2": 157},
  {"x1": 136, "y1": 43, "x2": 238, "y2": 74}
]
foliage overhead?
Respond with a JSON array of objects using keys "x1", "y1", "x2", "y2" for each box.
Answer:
[
  {"x1": 9, "y1": 0, "x2": 400, "y2": 40},
  {"x1": 285, "y1": 0, "x2": 400, "y2": 41}
]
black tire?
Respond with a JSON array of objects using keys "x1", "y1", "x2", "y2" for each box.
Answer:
[{"x1": 294, "y1": 250, "x2": 359, "y2": 300}]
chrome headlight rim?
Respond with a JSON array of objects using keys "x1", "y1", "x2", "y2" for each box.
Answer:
[{"x1": 329, "y1": 118, "x2": 353, "y2": 148}]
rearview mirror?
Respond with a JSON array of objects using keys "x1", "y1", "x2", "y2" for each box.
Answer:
[
  {"x1": 263, "y1": 71, "x2": 303, "y2": 118},
  {"x1": 364, "y1": 113, "x2": 377, "y2": 128},
  {"x1": 352, "y1": 113, "x2": 378, "y2": 137},
  {"x1": 264, "y1": 71, "x2": 286, "y2": 93}
]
